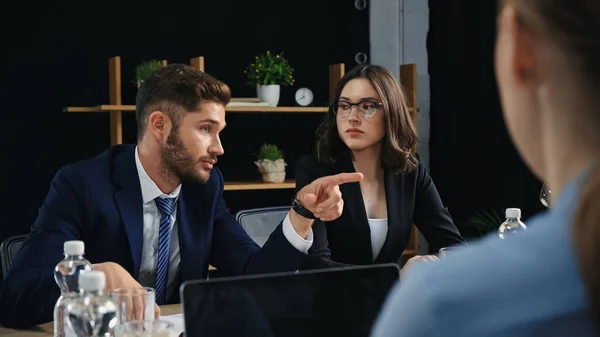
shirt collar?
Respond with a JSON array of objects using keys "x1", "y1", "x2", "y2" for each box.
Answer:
[{"x1": 134, "y1": 146, "x2": 181, "y2": 204}]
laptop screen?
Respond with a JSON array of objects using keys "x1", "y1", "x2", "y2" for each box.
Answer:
[{"x1": 180, "y1": 263, "x2": 400, "y2": 337}]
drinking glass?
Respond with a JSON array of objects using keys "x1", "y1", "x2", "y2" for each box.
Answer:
[
  {"x1": 540, "y1": 183, "x2": 552, "y2": 208},
  {"x1": 118, "y1": 320, "x2": 174, "y2": 337},
  {"x1": 111, "y1": 287, "x2": 156, "y2": 324}
]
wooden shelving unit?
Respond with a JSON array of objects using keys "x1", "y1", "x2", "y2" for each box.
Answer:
[
  {"x1": 63, "y1": 56, "x2": 421, "y2": 256},
  {"x1": 62, "y1": 56, "x2": 338, "y2": 145}
]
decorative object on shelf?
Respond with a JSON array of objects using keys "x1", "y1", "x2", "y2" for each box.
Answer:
[
  {"x1": 244, "y1": 50, "x2": 294, "y2": 107},
  {"x1": 135, "y1": 60, "x2": 163, "y2": 88},
  {"x1": 294, "y1": 87, "x2": 314, "y2": 107},
  {"x1": 254, "y1": 143, "x2": 287, "y2": 183},
  {"x1": 256, "y1": 85, "x2": 280, "y2": 107},
  {"x1": 227, "y1": 97, "x2": 270, "y2": 107}
]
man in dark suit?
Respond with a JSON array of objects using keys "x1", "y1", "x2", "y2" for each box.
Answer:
[{"x1": 0, "y1": 64, "x2": 362, "y2": 327}]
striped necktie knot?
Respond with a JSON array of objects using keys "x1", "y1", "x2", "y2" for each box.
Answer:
[{"x1": 155, "y1": 197, "x2": 175, "y2": 217}]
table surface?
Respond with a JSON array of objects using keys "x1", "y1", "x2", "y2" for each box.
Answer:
[{"x1": 0, "y1": 304, "x2": 181, "y2": 336}]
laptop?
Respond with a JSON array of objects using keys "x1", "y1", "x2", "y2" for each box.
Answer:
[{"x1": 180, "y1": 263, "x2": 400, "y2": 337}]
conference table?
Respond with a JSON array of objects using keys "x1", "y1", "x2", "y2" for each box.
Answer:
[{"x1": 0, "y1": 304, "x2": 181, "y2": 336}]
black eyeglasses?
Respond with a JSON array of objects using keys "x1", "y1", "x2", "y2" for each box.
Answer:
[{"x1": 333, "y1": 100, "x2": 383, "y2": 119}]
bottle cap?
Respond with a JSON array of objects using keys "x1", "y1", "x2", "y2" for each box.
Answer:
[
  {"x1": 505, "y1": 208, "x2": 521, "y2": 219},
  {"x1": 64, "y1": 240, "x2": 85, "y2": 255},
  {"x1": 78, "y1": 271, "x2": 106, "y2": 291}
]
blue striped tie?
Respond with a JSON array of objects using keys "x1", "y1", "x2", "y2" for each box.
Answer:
[{"x1": 154, "y1": 197, "x2": 175, "y2": 305}]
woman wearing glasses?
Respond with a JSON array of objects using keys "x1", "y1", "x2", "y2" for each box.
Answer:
[{"x1": 295, "y1": 64, "x2": 465, "y2": 268}]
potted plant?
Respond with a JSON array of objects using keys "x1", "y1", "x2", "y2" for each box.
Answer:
[
  {"x1": 456, "y1": 207, "x2": 505, "y2": 240},
  {"x1": 254, "y1": 143, "x2": 287, "y2": 183},
  {"x1": 244, "y1": 50, "x2": 294, "y2": 107},
  {"x1": 135, "y1": 60, "x2": 163, "y2": 88}
]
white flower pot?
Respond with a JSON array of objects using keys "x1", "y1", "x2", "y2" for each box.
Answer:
[
  {"x1": 256, "y1": 85, "x2": 280, "y2": 107},
  {"x1": 255, "y1": 159, "x2": 287, "y2": 183}
]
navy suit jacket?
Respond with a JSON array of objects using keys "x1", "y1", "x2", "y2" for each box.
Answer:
[{"x1": 0, "y1": 145, "x2": 309, "y2": 327}]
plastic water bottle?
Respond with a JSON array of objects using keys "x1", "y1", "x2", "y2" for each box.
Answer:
[
  {"x1": 66, "y1": 270, "x2": 118, "y2": 337},
  {"x1": 498, "y1": 208, "x2": 528, "y2": 239},
  {"x1": 54, "y1": 240, "x2": 93, "y2": 337}
]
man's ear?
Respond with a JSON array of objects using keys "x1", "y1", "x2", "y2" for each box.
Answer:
[{"x1": 148, "y1": 111, "x2": 171, "y2": 141}]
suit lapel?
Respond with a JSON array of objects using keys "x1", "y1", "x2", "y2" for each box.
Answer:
[
  {"x1": 176, "y1": 184, "x2": 209, "y2": 282},
  {"x1": 112, "y1": 146, "x2": 144, "y2": 279},
  {"x1": 374, "y1": 170, "x2": 402, "y2": 263},
  {"x1": 337, "y1": 157, "x2": 373, "y2": 264}
]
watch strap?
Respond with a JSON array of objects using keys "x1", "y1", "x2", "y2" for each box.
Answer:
[{"x1": 292, "y1": 198, "x2": 315, "y2": 220}]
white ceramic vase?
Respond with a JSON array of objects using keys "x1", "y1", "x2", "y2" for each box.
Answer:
[{"x1": 256, "y1": 85, "x2": 280, "y2": 107}]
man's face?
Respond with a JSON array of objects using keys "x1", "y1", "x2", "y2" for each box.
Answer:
[{"x1": 159, "y1": 101, "x2": 226, "y2": 184}]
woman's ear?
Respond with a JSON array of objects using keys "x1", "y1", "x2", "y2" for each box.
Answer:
[{"x1": 503, "y1": 6, "x2": 538, "y2": 87}]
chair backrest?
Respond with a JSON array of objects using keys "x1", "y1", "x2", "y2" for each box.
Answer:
[
  {"x1": 0, "y1": 234, "x2": 28, "y2": 277},
  {"x1": 235, "y1": 206, "x2": 290, "y2": 247}
]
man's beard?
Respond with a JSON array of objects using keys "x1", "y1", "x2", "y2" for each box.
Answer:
[{"x1": 159, "y1": 129, "x2": 211, "y2": 184}]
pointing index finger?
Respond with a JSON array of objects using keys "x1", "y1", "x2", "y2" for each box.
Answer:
[{"x1": 324, "y1": 172, "x2": 364, "y2": 187}]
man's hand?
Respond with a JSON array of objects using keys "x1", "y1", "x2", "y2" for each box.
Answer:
[
  {"x1": 290, "y1": 172, "x2": 364, "y2": 237},
  {"x1": 400, "y1": 255, "x2": 439, "y2": 277},
  {"x1": 92, "y1": 262, "x2": 161, "y2": 321}
]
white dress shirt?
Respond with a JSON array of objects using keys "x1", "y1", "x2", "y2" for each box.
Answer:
[
  {"x1": 135, "y1": 149, "x2": 182, "y2": 299},
  {"x1": 368, "y1": 218, "x2": 388, "y2": 261},
  {"x1": 134, "y1": 147, "x2": 313, "y2": 299}
]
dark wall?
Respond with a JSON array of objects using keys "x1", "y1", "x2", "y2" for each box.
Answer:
[
  {"x1": 428, "y1": 0, "x2": 546, "y2": 229},
  {"x1": 0, "y1": 0, "x2": 369, "y2": 250}
]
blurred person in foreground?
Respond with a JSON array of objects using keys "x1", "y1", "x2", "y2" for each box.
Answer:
[{"x1": 372, "y1": 0, "x2": 600, "y2": 335}]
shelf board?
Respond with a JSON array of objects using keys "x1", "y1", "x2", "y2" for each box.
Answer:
[
  {"x1": 63, "y1": 106, "x2": 108, "y2": 112},
  {"x1": 64, "y1": 105, "x2": 415, "y2": 114},
  {"x1": 224, "y1": 180, "x2": 296, "y2": 191},
  {"x1": 225, "y1": 106, "x2": 327, "y2": 113},
  {"x1": 63, "y1": 105, "x2": 134, "y2": 112},
  {"x1": 63, "y1": 105, "x2": 327, "y2": 113}
]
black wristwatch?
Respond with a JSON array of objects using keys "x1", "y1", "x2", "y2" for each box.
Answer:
[{"x1": 292, "y1": 196, "x2": 316, "y2": 220}]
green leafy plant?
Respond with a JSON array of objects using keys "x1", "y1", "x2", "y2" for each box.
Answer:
[
  {"x1": 256, "y1": 143, "x2": 284, "y2": 161},
  {"x1": 244, "y1": 50, "x2": 295, "y2": 87},
  {"x1": 463, "y1": 207, "x2": 504, "y2": 236},
  {"x1": 135, "y1": 60, "x2": 163, "y2": 84}
]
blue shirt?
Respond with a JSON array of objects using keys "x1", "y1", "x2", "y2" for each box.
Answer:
[{"x1": 371, "y1": 170, "x2": 596, "y2": 337}]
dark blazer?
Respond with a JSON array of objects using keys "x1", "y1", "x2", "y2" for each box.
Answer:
[
  {"x1": 0, "y1": 144, "x2": 308, "y2": 327},
  {"x1": 296, "y1": 153, "x2": 465, "y2": 267}
]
